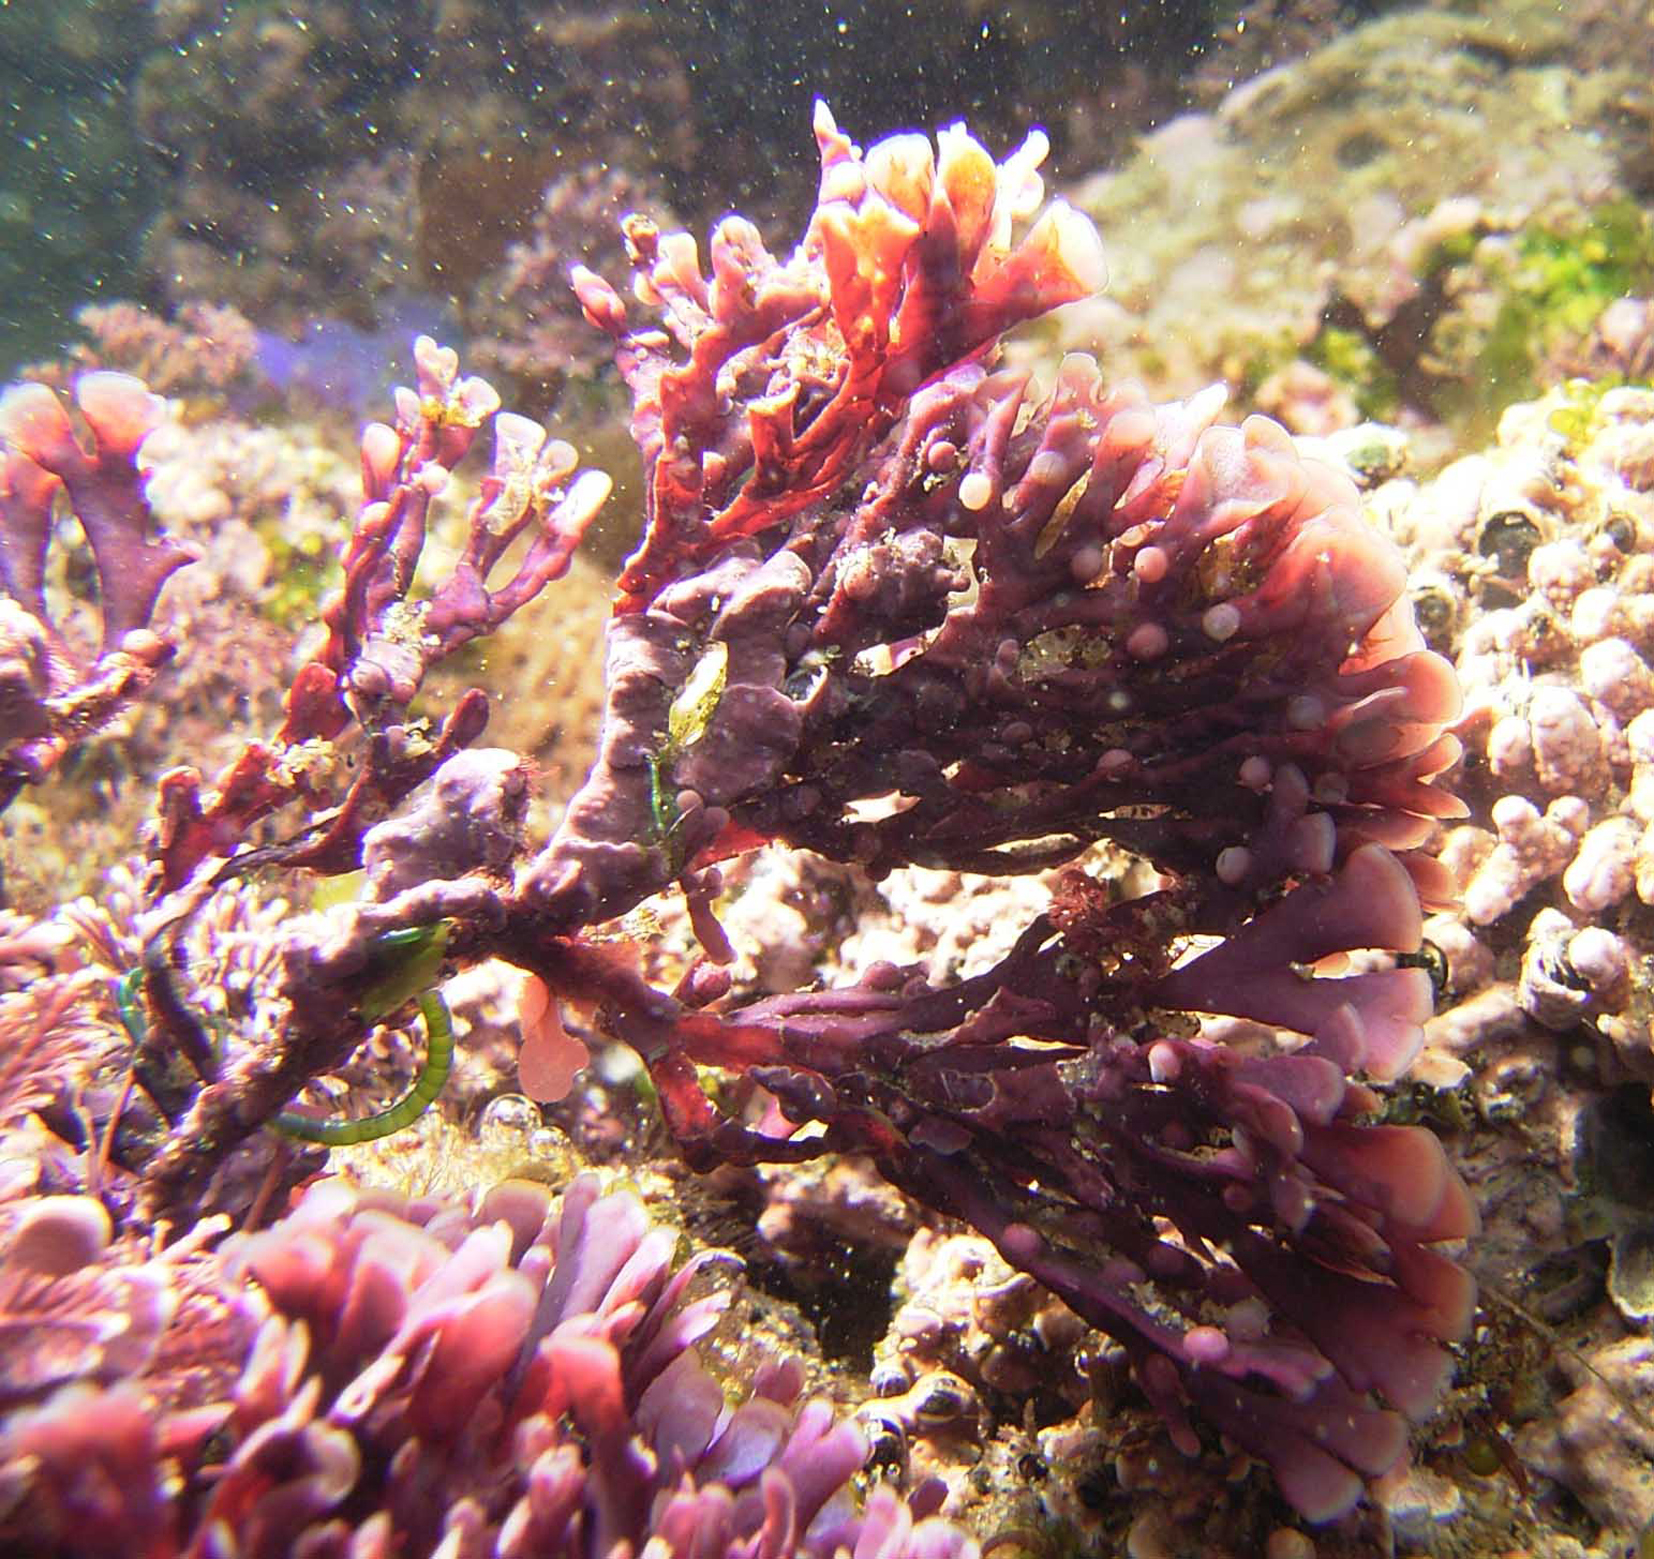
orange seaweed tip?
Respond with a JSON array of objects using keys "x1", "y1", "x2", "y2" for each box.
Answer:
[
  {"x1": 864, "y1": 132, "x2": 936, "y2": 221},
  {"x1": 0, "y1": 380, "x2": 82, "y2": 471},
  {"x1": 74, "y1": 372, "x2": 166, "y2": 460}
]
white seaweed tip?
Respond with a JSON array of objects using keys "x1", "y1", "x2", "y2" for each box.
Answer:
[{"x1": 1029, "y1": 199, "x2": 1108, "y2": 296}]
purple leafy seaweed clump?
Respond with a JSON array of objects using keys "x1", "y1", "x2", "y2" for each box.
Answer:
[
  {"x1": 493, "y1": 103, "x2": 1474, "y2": 1521},
  {"x1": 0, "y1": 1173, "x2": 969, "y2": 1559},
  {"x1": 528, "y1": 104, "x2": 1464, "y2": 930},
  {"x1": 152, "y1": 334, "x2": 610, "y2": 892},
  {"x1": 0, "y1": 373, "x2": 191, "y2": 809},
  {"x1": 13, "y1": 103, "x2": 1479, "y2": 1528}
]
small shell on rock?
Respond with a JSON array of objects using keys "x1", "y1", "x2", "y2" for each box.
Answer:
[
  {"x1": 1520, "y1": 908, "x2": 1594, "y2": 1031},
  {"x1": 1422, "y1": 913, "x2": 1494, "y2": 996},
  {"x1": 1478, "y1": 507, "x2": 1548, "y2": 581}
]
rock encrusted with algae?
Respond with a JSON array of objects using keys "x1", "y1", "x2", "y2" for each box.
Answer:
[
  {"x1": 1328, "y1": 370, "x2": 1654, "y2": 1544},
  {"x1": 1397, "y1": 384, "x2": 1654, "y2": 1079},
  {"x1": 1060, "y1": 2, "x2": 1654, "y2": 425}
]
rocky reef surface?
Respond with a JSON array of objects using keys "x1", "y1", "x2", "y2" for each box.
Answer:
[{"x1": 5, "y1": 4, "x2": 1654, "y2": 1558}]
